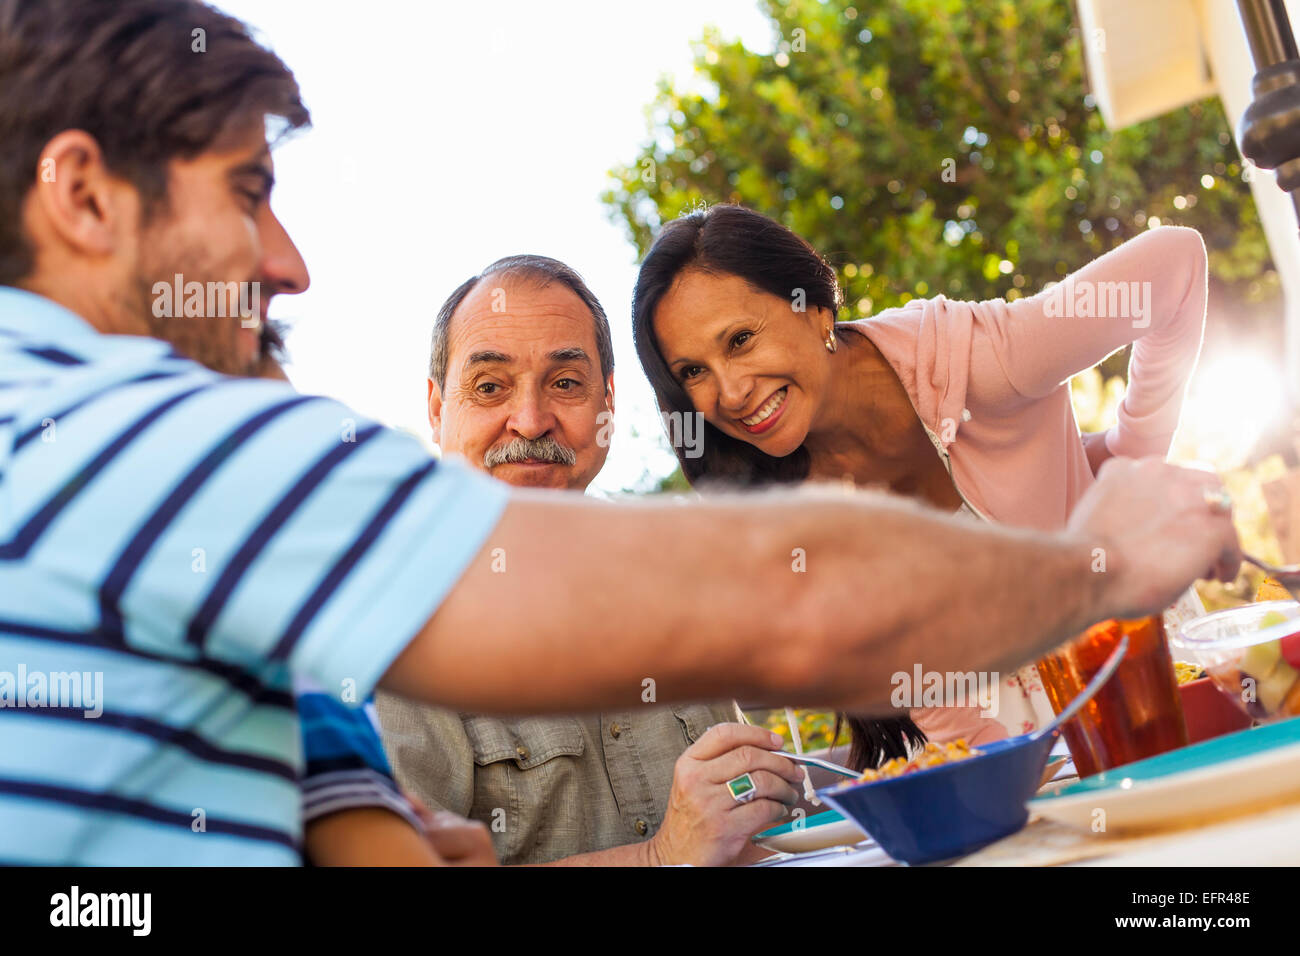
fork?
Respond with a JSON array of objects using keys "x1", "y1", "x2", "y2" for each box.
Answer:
[
  {"x1": 771, "y1": 750, "x2": 861, "y2": 779},
  {"x1": 1203, "y1": 489, "x2": 1300, "y2": 593},
  {"x1": 1242, "y1": 552, "x2": 1300, "y2": 601}
]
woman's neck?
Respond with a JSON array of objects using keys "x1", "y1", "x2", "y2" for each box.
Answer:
[{"x1": 803, "y1": 324, "x2": 939, "y2": 488}]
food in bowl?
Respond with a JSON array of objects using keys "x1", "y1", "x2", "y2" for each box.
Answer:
[
  {"x1": 844, "y1": 739, "x2": 981, "y2": 784},
  {"x1": 1232, "y1": 610, "x2": 1300, "y2": 715},
  {"x1": 1173, "y1": 600, "x2": 1300, "y2": 722},
  {"x1": 1257, "y1": 577, "x2": 1293, "y2": 602},
  {"x1": 817, "y1": 732, "x2": 1054, "y2": 864},
  {"x1": 1174, "y1": 661, "x2": 1206, "y2": 685}
]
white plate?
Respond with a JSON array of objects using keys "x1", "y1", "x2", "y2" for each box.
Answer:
[
  {"x1": 1029, "y1": 720, "x2": 1300, "y2": 832},
  {"x1": 753, "y1": 810, "x2": 870, "y2": 854}
]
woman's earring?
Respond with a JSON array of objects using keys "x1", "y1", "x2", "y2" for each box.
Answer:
[{"x1": 825, "y1": 329, "x2": 837, "y2": 353}]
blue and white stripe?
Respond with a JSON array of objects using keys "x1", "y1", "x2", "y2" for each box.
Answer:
[{"x1": 0, "y1": 287, "x2": 508, "y2": 864}]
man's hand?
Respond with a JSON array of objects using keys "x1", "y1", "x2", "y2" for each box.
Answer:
[
  {"x1": 646, "y1": 723, "x2": 805, "y2": 867},
  {"x1": 1068, "y1": 457, "x2": 1241, "y2": 620}
]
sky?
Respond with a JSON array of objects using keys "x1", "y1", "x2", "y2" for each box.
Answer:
[{"x1": 211, "y1": 0, "x2": 776, "y2": 494}]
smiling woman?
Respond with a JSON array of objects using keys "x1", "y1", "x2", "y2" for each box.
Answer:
[
  {"x1": 633, "y1": 204, "x2": 843, "y2": 487},
  {"x1": 634, "y1": 203, "x2": 1210, "y2": 762},
  {"x1": 632, "y1": 205, "x2": 930, "y2": 768}
]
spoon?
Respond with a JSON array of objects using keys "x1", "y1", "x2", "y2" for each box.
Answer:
[
  {"x1": 775, "y1": 636, "x2": 1129, "y2": 781},
  {"x1": 1242, "y1": 553, "x2": 1300, "y2": 601},
  {"x1": 1200, "y1": 489, "x2": 1300, "y2": 597}
]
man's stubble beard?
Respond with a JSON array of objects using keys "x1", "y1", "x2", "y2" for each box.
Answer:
[{"x1": 131, "y1": 229, "x2": 259, "y2": 378}]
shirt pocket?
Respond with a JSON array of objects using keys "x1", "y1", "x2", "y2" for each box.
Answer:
[
  {"x1": 460, "y1": 716, "x2": 587, "y2": 864},
  {"x1": 462, "y1": 715, "x2": 586, "y2": 769},
  {"x1": 670, "y1": 704, "x2": 722, "y2": 746}
]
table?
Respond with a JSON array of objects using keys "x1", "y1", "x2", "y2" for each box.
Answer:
[
  {"x1": 760, "y1": 737, "x2": 1300, "y2": 866},
  {"x1": 763, "y1": 800, "x2": 1300, "y2": 866}
]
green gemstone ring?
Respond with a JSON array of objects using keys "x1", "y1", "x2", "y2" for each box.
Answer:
[{"x1": 726, "y1": 772, "x2": 757, "y2": 803}]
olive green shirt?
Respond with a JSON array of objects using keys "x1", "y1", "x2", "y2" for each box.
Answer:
[{"x1": 375, "y1": 695, "x2": 735, "y2": 865}]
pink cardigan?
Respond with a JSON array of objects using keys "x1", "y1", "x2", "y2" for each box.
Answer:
[{"x1": 853, "y1": 226, "x2": 1208, "y2": 741}]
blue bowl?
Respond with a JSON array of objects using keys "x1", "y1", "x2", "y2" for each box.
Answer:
[{"x1": 816, "y1": 730, "x2": 1058, "y2": 865}]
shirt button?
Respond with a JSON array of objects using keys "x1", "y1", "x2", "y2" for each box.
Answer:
[
  {"x1": 634, "y1": 818, "x2": 648, "y2": 836},
  {"x1": 609, "y1": 723, "x2": 622, "y2": 739},
  {"x1": 515, "y1": 746, "x2": 530, "y2": 761}
]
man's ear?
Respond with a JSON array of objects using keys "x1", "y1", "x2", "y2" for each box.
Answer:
[
  {"x1": 427, "y1": 377, "x2": 443, "y2": 445},
  {"x1": 604, "y1": 372, "x2": 615, "y2": 417},
  {"x1": 27, "y1": 130, "x2": 132, "y2": 261}
]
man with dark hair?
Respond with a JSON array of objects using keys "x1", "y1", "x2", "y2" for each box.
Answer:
[
  {"x1": 0, "y1": 0, "x2": 1242, "y2": 865},
  {"x1": 0, "y1": 0, "x2": 309, "y2": 372}
]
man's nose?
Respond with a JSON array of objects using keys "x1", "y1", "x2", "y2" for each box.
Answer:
[
  {"x1": 260, "y1": 210, "x2": 310, "y2": 297},
  {"x1": 506, "y1": 387, "x2": 558, "y2": 440}
]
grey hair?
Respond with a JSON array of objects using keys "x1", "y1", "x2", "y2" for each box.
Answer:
[{"x1": 429, "y1": 254, "x2": 614, "y2": 389}]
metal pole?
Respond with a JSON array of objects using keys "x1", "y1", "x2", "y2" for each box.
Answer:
[
  {"x1": 1237, "y1": 0, "x2": 1300, "y2": 232},
  {"x1": 1239, "y1": 0, "x2": 1299, "y2": 64},
  {"x1": 1237, "y1": 1, "x2": 1300, "y2": 467}
]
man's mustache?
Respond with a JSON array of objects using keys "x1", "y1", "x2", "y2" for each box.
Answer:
[
  {"x1": 259, "y1": 318, "x2": 288, "y2": 360},
  {"x1": 484, "y1": 436, "x2": 577, "y2": 469}
]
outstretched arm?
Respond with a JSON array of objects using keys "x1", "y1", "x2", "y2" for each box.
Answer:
[{"x1": 380, "y1": 459, "x2": 1239, "y2": 714}]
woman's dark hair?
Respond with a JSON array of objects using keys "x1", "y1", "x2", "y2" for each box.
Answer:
[
  {"x1": 631, "y1": 203, "x2": 925, "y2": 769},
  {"x1": 632, "y1": 204, "x2": 841, "y2": 487},
  {"x1": 833, "y1": 714, "x2": 928, "y2": 773}
]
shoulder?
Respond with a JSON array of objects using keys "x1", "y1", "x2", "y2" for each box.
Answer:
[
  {"x1": 374, "y1": 692, "x2": 470, "y2": 742},
  {"x1": 842, "y1": 296, "x2": 967, "y2": 340},
  {"x1": 6, "y1": 327, "x2": 363, "y2": 443}
]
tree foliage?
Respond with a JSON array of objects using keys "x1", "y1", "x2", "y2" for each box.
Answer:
[{"x1": 604, "y1": 0, "x2": 1277, "y2": 336}]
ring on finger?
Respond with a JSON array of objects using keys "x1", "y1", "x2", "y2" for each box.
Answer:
[
  {"x1": 725, "y1": 772, "x2": 758, "y2": 804},
  {"x1": 1202, "y1": 487, "x2": 1233, "y2": 514}
]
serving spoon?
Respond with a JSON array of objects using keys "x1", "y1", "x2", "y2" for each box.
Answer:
[
  {"x1": 774, "y1": 636, "x2": 1130, "y2": 781},
  {"x1": 1242, "y1": 552, "x2": 1300, "y2": 601},
  {"x1": 1203, "y1": 488, "x2": 1300, "y2": 598}
]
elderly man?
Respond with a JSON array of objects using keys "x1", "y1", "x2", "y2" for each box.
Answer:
[
  {"x1": 377, "y1": 256, "x2": 802, "y2": 866},
  {"x1": 0, "y1": 0, "x2": 1241, "y2": 864}
]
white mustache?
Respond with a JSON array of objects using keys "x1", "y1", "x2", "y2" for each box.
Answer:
[{"x1": 484, "y1": 436, "x2": 577, "y2": 468}]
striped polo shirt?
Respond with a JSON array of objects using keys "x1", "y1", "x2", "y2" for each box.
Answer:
[
  {"x1": 0, "y1": 287, "x2": 509, "y2": 864},
  {"x1": 295, "y1": 678, "x2": 425, "y2": 837}
]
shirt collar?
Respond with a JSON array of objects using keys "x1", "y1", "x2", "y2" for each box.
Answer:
[{"x1": 0, "y1": 285, "x2": 102, "y2": 344}]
